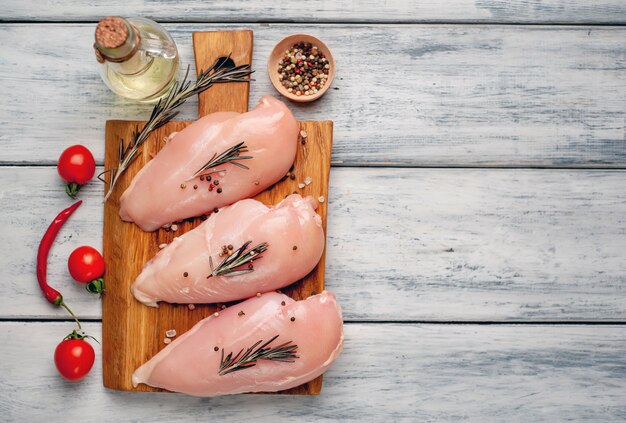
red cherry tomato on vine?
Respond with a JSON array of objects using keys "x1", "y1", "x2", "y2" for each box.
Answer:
[
  {"x1": 68, "y1": 246, "x2": 105, "y2": 284},
  {"x1": 54, "y1": 337, "x2": 95, "y2": 381},
  {"x1": 57, "y1": 145, "x2": 96, "y2": 197}
]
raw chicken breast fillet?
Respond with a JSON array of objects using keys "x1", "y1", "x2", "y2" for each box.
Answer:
[
  {"x1": 132, "y1": 194, "x2": 325, "y2": 306},
  {"x1": 132, "y1": 291, "x2": 343, "y2": 396},
  {"x1": 119, "y1": 96, "x2": 299, "y2": 231}
]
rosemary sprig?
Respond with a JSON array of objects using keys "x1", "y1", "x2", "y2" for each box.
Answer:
[
  {"x1": 188, "y1": 141, "x2": 252, "y2": 181},
  {"x1": 208, "y1": 241, "x2": 268, "y2": 278},
  {"x1": 219, "y1": 335, "x2": 299, "y2": 376},
  {"x1": 100, "y1": 56, "x2": 253, "y2": 201}
]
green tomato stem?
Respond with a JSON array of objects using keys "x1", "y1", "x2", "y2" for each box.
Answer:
[{"x1": 65, "y1": 182, "x2": 81, "y2": 198}]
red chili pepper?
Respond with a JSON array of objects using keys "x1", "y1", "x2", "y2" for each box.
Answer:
[{"x1": 37, "y1": 201, "x2": 82, "y2": 315}]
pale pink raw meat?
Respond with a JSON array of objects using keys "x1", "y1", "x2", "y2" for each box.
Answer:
[
  {"x1": 132, "y1": 291, "x2": 343, "y2": 396},
  {"x1": 119, "y1": 95, "x2": 299, "y2": 232},
  {"x1": 132, "y1": 194, "x2": 325, "y2": 306}
]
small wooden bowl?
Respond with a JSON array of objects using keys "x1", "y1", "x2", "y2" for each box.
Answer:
[{"x1": 268, "y1": 34, "x2": 335, "y2": 103}]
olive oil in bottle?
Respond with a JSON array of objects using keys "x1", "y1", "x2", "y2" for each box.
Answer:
[{"x1": 94, "y1": 16, "x2": 179, "y2": 102}]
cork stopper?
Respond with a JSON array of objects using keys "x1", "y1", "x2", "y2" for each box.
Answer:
[{"x1": 95, "y1": 17, "x2": 129, "y2": 49}]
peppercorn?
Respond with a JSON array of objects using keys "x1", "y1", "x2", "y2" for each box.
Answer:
[
  {"x1": 214, "y1": 346, "x2": 219, "y2": 351},
  {"x1": 183, "y1": 272, "x2": 188, "y2": 277},
  {"x1": 290, "y1": 317, "x2": 296, "y2": 322},
  {"x1": 277, "y1": 42, "x2": 330, "y2": 96},
  {"x1": 217, "y1": 187, "x2": 222, "y2": 194},
  {"x1": 214, "y1": 180, "x2": 219, "y2": 186}
]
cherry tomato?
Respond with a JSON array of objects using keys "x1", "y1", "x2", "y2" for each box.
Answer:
[
  {"x1": 54, "y1": 338, "x2": 95, "y2": 381},
  {"x1": 58, "y1": 145, "x2": 95, "y2": 184},
  {"x1": 68, "y1": 246, "x2": 105, "y2": 284},
  {"x1": 58, "y1": 145, "x2": 95, "y2": 197}
]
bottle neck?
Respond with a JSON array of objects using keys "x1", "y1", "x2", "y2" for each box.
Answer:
[
  {"x1": 95, "y1": 17, "x2": 141, "y2": 61},
  {"x1": 96, "y1": 22, "x2": 140, "y2": 63},
  {"x1": 95, "y1": 18, "x2": 152, "y2": 75}
]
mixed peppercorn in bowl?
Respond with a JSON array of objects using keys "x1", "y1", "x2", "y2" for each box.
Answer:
[{"x1": 268, "y1": 34, "x2": 335, "y2": 102}]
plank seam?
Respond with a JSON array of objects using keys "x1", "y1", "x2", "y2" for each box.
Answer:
[{"x1": 2, "y1": 20, "x2": 626, "y2": 26}]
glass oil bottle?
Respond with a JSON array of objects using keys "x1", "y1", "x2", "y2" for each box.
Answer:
[{"x1": 94, "y1": 16, "x2": 179, "y2": 102}]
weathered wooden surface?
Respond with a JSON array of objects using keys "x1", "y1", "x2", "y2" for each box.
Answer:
[
  {"x1": 2, "y1": 0, "x2": 626, "y2": 23},
  {"x1": 4, "y1": 167, "x2": 626, "y2": 321},
  {"x1": 2, "y1": 24, "x2": 626, "y2": 166},
  {"x1": 3, "y1": 5, "x2": 626, "y2": 419},
  {"x1": 2, "y1": 322, "x2": 626, "y2": 422}
]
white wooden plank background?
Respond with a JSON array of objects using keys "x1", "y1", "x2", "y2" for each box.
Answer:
[
  {"x1": 2, "y1": 167, "x2": 625, "y2": 321},
  {"x1": 2, "y1": 322, "x2": 626, "y2": 422},
  {"x1": 2, "y1": 2, "x2": 626, "y2": 420},
  {"x1": 2, "y1": 24, "x2": 626, "y2": 166},
  {"x1": 2, "y1": 0, "x2": 626, "y2": 24}
]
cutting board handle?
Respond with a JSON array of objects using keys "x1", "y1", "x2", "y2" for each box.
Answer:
[{"x1": 192, "y1": 30, "x2": 254, "y2": 117}]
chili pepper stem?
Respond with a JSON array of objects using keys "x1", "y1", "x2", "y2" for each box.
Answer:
[{"x1": 59, "y1": 300, "x2": 81, "y2": 331}]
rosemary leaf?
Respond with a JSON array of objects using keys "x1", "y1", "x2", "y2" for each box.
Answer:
[
  {"x1": 218, "y1": 335, "x2": 298, "y2": 376},
  {"x1": 208, "y1": 241, "x2": 268, "y2": 278},
  {"x1": 188, "y1": 141, "x2": 253, "y2": 181}
]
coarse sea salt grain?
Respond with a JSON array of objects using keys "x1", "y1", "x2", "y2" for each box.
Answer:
[
  {"x1": 318, "y1": 196, "x2": 325, "y2": 203},
  {"x1": 165, "y1": 329, "x2": 177, "y2": 338},
  {"x1": 304, "y1": 176, "x2": 312, "y2": 186},
  {"x1": 298, "y1": 183, "x2": 305, "y2": 189},
  {"x1": 188, "y1": 304, "x2": 195, "y2": 310},
  {"x1": 300, "y1": 130, "x2": 308, "y2": 138},
  {"x1": 159, "y1": 243, "x2": 167, "y2": 249},
  {"x1": 170, "y1": 224, "x2": 178, "y2": 232},
  {"x1": 163, "y1": 338, "x2": 172, "y2": 344}
]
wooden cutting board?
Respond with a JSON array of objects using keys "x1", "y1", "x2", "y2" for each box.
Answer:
[{"x1": 102, "y1": 30, "x2": 333, "y2": 395}]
